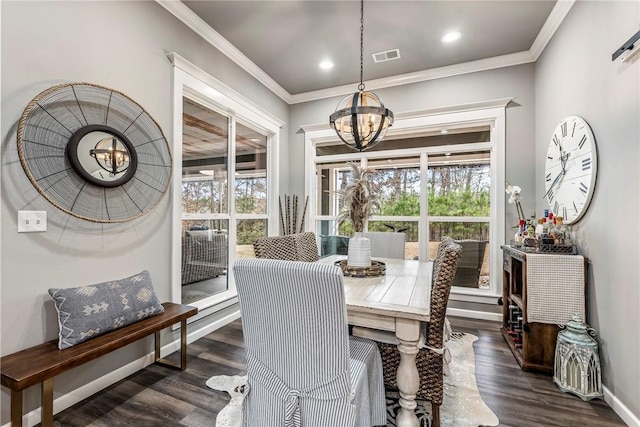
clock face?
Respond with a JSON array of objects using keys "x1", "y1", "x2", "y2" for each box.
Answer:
[{"x1": 544, "y1": 116, "x2": 597, "y2": 224}]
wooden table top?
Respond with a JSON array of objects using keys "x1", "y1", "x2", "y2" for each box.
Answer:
[{"x1": 320, "y1": 255, "x2": 433, "y2": 322}]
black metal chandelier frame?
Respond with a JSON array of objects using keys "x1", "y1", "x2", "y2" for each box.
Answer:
[{"x1": 329, "y1": 0, "x2": 394, "y2": 152}]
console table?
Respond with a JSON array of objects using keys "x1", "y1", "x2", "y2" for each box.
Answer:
[{"x1": 500, "y1": 245, "x2": 587, "y2": 373}]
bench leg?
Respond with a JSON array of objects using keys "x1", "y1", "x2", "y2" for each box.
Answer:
[
  {"x1": 180, "y1": 319, "x2": 187, "y2": 371},
  {"x1": 11, "y1": 389, "x2": 23, "y2": 427},
  {"x1": 41, "y1": 378, "x2": 54, "y2": 427},
  {"x1": 154, "y1": 320, "x2": 188, "y2": 371}
]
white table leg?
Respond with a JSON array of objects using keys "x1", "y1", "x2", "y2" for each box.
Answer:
[{"x1": 395, "y1": 319, "x2": 421, "y2": 427}]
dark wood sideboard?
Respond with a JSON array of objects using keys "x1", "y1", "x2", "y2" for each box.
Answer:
[{"x1": 500, "y1": 245, "x2": 587, "y2": 373}]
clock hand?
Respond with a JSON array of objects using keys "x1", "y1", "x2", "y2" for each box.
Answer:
[
  {"x1": 544, "y1": 170, "x2": 565, "y2": 199},
  {"x1": 562, "y1": 152, "x2": 571, "y2": 172}
]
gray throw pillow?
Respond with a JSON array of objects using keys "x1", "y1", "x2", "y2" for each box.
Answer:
[{"x1": 48, "y1": 270, "x2": 164, "y2": 350}]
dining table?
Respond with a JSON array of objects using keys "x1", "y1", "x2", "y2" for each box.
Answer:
[{"x1": 319, "y1": 255, "x2": 433, "y2": 427}]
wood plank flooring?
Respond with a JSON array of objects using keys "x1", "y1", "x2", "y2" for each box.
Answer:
[{"x1": 51, "y1": 317, "x2": 626, "y2": 427}]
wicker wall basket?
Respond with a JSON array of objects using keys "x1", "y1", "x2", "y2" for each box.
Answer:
[{"x1": 17, "y1": 82, "x2": 172, "y2": 223}]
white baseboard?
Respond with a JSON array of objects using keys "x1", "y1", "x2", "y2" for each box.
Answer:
[
  {"x1": 447, "y1": 307, "x2": 502, "y2": 322},
  {"x1": 604, "y1": 386, "x2": 639, "y2": 427},
  {"x1": 3, "y1": 309, "x2": 241, "y2": 427},
  {"x1": 187, "y1": 308, "x2": 241, "y2": 344}
]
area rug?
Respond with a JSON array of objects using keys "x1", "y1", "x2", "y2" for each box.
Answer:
[{"x1": 206, "y1": 332, "x2": 498, "y2": 427}]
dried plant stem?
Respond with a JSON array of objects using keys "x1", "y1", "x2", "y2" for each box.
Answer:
[
  {"x1": 299, "y1": 196, "x2": 309, "y2": 233},
  {"x1": 278, "y1": 196, "x2": 285, "y2": 235}
]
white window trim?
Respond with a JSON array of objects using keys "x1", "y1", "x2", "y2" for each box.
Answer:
[
  {"x1": 303, "y1": 99, "x2": 508, "y2": 298},
  {"x1": 169, "y1": 53, "x2": 282, "y2": 314}
]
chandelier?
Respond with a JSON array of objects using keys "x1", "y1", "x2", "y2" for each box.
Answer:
[
  {"x1": 329, "y1": 0, "x2": 394, "y2": 151},
  {"x1": 90, "y1": 136, "x2": 131, "y2": 176}
]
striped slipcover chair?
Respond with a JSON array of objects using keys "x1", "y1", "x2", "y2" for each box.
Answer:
[{"x1": 233, "y1": 259, "x2": 386, "y2": 427}]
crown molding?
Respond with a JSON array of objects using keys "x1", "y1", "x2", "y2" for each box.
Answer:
[
  {"x1": 158, "y1": 0, "x2": 571, "y2": 106},
  {"x1": 168, "y1": 52, "x2": 286, "y2": 129},
  {"x1": 290, "y1": 51, "x2": 535, "y2": 104},
  {"x1": 156, "y1": 0, "x2": 292, "y2": 104},
  {"x1": 530, "y1": 0, "x2": 576, "y2": 60}
]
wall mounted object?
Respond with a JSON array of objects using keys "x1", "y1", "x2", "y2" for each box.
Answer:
[
  {"x1": 611, "y1": 29, "x2": 640, "y2": 62},
  {"x1": 544, "y1": 116, "x2": 597, "y2": 224},
  {"x1": 17, "y1": 82, "x2": 172, "y2": 223}
]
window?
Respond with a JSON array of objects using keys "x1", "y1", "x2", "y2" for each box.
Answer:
[
  {"x1": 427, "y1": 152, "x2": 491, "y2": 289},
  {"x1": 304, "y1": 101, "x2": 507, "y2": 298},
  {"x1": 170, "y1": 54, "x2": 282, "y2": 313},
  {"x1": 235, "y1": 122, "x2": 269, "y2": 259}
]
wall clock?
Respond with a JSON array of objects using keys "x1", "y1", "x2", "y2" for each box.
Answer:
[
  {"x1": 17, "y1": 82, "x2": 172, "y2": 223},
  {"x1": 544, "y1": 116, "x2": 597, "y2": 224}
]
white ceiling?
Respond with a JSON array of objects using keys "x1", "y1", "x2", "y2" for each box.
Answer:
[{"x1": 169, "y1": 0, "x2": 562, "y2": 102}]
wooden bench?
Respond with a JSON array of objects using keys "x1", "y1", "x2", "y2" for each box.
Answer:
[{"x1": 1, "y1": 302, "x2": 198, "y2": 427}]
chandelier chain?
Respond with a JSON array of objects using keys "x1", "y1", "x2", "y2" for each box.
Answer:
[{"x1": 358, "y1": 0, "x2": 365, "y2": 91}]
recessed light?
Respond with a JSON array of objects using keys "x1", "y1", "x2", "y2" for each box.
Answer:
[
  {"x1": 440, "y1": 129, "x2": 449, "y2": 135},
  {"x1": 445, "y1": 153, "x2": 451, "y2": 157},
  {"x1": 319, "y1": 60, "x2": 334, "y2": 70},
  {"x1": 441, "y1": 31, "x2": 461, "y2": 44}
]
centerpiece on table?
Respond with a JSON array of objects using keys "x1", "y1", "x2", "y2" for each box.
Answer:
[{"x1": 337, "y1": 163, "x2": 380, "y2": 268}]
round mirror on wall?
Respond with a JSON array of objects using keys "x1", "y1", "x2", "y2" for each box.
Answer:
[
  {"x1": 66, "y1": 125, "x2": 138, "y2": 187},
  {"x1": 17, "y1": 83, "x2": 172, "y2": 223}
]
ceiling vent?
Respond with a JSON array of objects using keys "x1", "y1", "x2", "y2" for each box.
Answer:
[{"x1": 372, "y1": 49, "x2": 401, "y2": 63}]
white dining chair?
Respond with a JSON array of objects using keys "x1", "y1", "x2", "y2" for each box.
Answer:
[
  {"x1": 233, "y1": 258, "x2": 387, "y2": 426},
  {"x1": 364, "y1": 231, "x2": 406, "y2": 259}
]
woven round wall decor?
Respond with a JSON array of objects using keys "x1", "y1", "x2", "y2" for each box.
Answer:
[{"x1": 17, "y1": 82, "x2": 172, "y2": 223}]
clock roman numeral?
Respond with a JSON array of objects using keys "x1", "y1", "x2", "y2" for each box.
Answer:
[
  {"x1": 546, "y1": 172, "x2": 552, "y2": 182},
  {"x1": 579, "y1": 182, "x2": 588, "y2": 195},
  {"x1": 553, "y1": 134, "x2": 559, "y2": 146},
  {"x1": 571, "y1": 122, "x2": 576, "y2": 137},
  {"x1": 563, "y1": 206, "x2": 567, "y2": 218},
  {"x1": 561, "y1": 122, "x2": 568, "y2": 137},
  {"x1": 578, "y1": 135, "x2": 587, "y2": 149},
  {"x1": 582, "y1": 158, "x2": 591, "y2": 171},
  {"x1": 554, "y1": 200, "x2": 559, "y2": 214},
  {"x1": 547, "y1": 188, "x2": 554, "y2": 201},
  {"x1": 573, "y1": 201, "x2": 578, "y2": 213}
]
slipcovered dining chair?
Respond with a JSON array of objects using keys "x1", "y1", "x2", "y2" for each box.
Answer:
[
  {"x1": 377, "y1": 239, "x2": 462, "y2": 427},
  {"x1": 364, "y1": 232, "x2": 406, "y2": 259},
  {"x1": 233, "y1": 258, "x2": 387, "y2": 426},
  {"x1": 252, "y1": 232, "x2": 320, "y2": 262}
]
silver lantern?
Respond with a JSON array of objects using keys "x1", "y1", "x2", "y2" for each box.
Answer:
[{"x1": 553, "y1": 315, "x2": 603, "y2": 400}]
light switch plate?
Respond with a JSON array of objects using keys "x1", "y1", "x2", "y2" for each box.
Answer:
[{"x1": 18, "y1": 211, "x2": 47, "y2": 232}]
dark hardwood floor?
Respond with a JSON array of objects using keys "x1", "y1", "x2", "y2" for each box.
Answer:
[{"x1": 50, "y1": 317, "x2": 626, "y2": 427}]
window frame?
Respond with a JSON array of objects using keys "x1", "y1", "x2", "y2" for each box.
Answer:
[
  {"x1": 170, "y1": 53, "x2": 282, "y2": 317},
  {"x1": 303, "y1": 100, "x2": 508, "y2": 299}
]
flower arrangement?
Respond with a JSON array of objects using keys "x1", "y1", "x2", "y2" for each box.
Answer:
[
  {"x1": 505, "y1": 182, "x2": 525, "y2": 222},
  {"x1": 337, "y1": 163, "x2": 380, "y2": 233}
]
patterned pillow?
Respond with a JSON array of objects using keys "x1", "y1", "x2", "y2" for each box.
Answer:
[{"x1": 48, "y1": 270, "x2": 164, "y2": 350}]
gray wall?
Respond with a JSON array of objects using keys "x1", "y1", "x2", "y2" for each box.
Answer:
[
  {"x1": 535, "y1": 0, "x2": 639, "y2": 418},
  {"x1": 0, "y1": 1, "x2": 288, "y2": 422}
]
